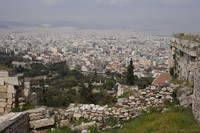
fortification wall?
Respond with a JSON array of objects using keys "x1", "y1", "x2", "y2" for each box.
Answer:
[
  {"x1": 170, "y1": 34, "x2": 200, "y2": 123},
  {"x1": 170, "y1": 38, "x2": 197, "y2": 84},
  {"x1": 192, "y1": 48, "x2": 200, "y2": 123}
]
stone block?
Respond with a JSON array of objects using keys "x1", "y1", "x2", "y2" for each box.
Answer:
[
  {"x1": 28, "y1": 92, "x2": 37, "y2": 105},
  {"x1": 5, "y1": 107, "x2": 11, "y2": 113},
  {"x1": 0, "y1": 102, "x2": 7, "y2": 108},
  {"x1": 3, "y1": 77, "x2": 19, "y2": 86},
  {"x1": 0, "y1": 99, "x2": 6, "y2": 102},
  {"x1": 29, "y1": 117, "x2": 55, "y2": 129},
  {"x1": 7, "y1": 85, "x2": 16, "y2": 93},
  {"x1": 0, "y1": 108, "x2": 4, "y2": 113},
  {"x1": 0, "y1": 78, "x2": 4, "y2": 85},
  {"x1": 0, "y1": 71, "x2": 9, "y2": 77},
  {"x1": 7, "y1": 99, "x2": 13, "y2": 105},
  {"x1": 74, "y1": 113, "x2": 82, "y2": 120},
  {"x1": 0, "y1": 86, "x2": 7, "y2": 93},
  {"x1": 7, "y1": 93, "x2": 12, "y2": 99},
  {"x1": 24, "y1": 82, "x2": 30, "y2": 89},
  {"x1": 29, "y1": 113, "x2": 40, "y2": 121},
  {"x1": 23, "y1": 88, "x2": 31, "y2": 98},
  {"x1": 0, "y1": 93, "x2": 8, "y2": 99}
]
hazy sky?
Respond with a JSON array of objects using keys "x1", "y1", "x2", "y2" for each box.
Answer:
[{"x1": 0, "y1": 0, "x2": 200, "y2": 32}]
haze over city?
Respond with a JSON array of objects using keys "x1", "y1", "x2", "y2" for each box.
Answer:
[{"x1": 0, "y1": 0, "x2": 200, "y2": 32}]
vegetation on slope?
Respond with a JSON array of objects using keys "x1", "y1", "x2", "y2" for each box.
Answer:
[
  {"x1": 47, "y1": 105, "x2": 200, "y2": 133},
  {"x1": 103, "y1": 106, "x2": 200, "y2": 133}
]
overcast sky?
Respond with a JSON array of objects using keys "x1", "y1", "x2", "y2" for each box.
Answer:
[{"x1": 0, "y1": 0, "x2": 200, "y2": 32}]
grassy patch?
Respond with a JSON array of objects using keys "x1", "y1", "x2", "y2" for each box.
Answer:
[
  {"x1": 170, "y1": 78, "x2": 187, "y2": 84},
  {"x1": 102, "y1": 106, "x2": 200, "y2": 133},
  {"x1": 119, "y1": 90, "x2": 133, "y2": 98},
  {"x1": 12, "y1": 103, "x2": 36, "y2": 112},
  {"x1": 47, "y1": 126, "x2": 79, "y2": 133},
  {"x1": 72, "y1": 117, "x2": 90, "y2": 126},
  {"x1": 105, "y1": 116, "x2": 118, "y2": 127}
]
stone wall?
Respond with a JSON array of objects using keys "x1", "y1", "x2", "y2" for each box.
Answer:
[
  {"x1": 56, "y1": 85, "x2": 173, "y2": 130},
  {"x1": 192, "y1": 48, "x2": 200, "y2": 123},
  {"x1": 170, "y1": 37, "x2": 198, "y2": 84},
  {"x1": 0, "y1": 71, "x2": 37, "y2": 115},
  {"x1": 170, "y1": 34, "x2": 200, "y2": 123},
  {"x1": 0, "y1": 107, "x2": 55, "y2": 133},
  {"x1": 27, "y1": 107, "x2": 55, "y2": 132},
  {"x1": 0, "y1": 71, "x2": 19, "y2": 114},
  {"x1": 0, "y1": 112, "x2": 30, "y2": 133}
]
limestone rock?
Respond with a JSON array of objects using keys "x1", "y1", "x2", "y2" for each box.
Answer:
[
  {"x1": 29, "y1": 113, "x2": 40, "y2": 121},
  {"x1": 3, "y1": 77, "x2": 19, "y2": 86},
  {"x1": 30, "y1": 117, "x2": 55, "y2": 129},
  {"x1": 74, "y1": 121, "x2": 96, "y2": 130},
  {"x1": 7, "y1": 85, "x2": 16, "y2": 93},
  {"x1": 0, "y1": 102, "x2": 7, "y2": 108},
  {"x1": 60, "y1": 119, "x2": 69, "y2": 127},
  {"x1": 0, "y1": 108, "x2": 4, "y2": 113},
  {"x1": 28, "y1": 92, "x2": 37, "y2": 105},
  {"x1": 74, "y1": 113, "x2": 82, "y2": 120},
  {"x1": 0, "y1": 78, "x2": 4, "y2": 86},
  {"x1": 0, "y1": 71, "x2": 9, "y2": 77},
  {"x1": 0, "y1": 86, "x2": 7, "y2": 93}
]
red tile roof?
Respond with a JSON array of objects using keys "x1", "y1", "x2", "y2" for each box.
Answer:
[{"x1": 152, "y1": 73, "x2": 169, "y2": 85}]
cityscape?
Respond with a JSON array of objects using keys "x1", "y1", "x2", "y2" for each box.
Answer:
[{"x1": 0, "y1": 0, "x2": 200, "y2": 133}]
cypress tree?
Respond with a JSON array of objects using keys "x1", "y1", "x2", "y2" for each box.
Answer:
[{"x1": 126, "y1": 58, "x2": 134, "y2": 86}]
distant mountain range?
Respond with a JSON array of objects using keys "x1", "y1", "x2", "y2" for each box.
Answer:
[{"x1": 0, "y1": 21, "x2": 131, "y2": 30}]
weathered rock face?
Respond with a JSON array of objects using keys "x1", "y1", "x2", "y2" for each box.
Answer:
[{"x1": 170, "y1": 37, "x2": 198, "y2": 84}]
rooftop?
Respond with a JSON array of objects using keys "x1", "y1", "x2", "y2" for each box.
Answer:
[{"x1": 152, "y1": 73, "x2": 169, "y2": 85}]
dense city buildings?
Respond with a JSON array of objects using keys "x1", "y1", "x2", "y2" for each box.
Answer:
[{"x1": 0, "y1": 28, "x2": 171, "y2": 78}]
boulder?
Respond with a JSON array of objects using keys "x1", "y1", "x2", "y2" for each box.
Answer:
[
  {"x1": 151, "y1": 86, "x2": 156, "y2": 91},
  {"x1": 74, "y1": 113, "x2": 82, "y2": 120},
  {"x1": 179, "y1": 96, "x2": 192, "y2": 107},
  {"x1": 165, "y1": 95, "x2": 173, "y2": 100},
  {"x1": 149, "y1": 97, "x2": 155, "y2": 101},
  {"x1": 60, "y1": 119, "x2": 69, "y2": 127}
]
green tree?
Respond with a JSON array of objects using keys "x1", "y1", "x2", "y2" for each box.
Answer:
[
  {"x1": 79, "y1": 82, "x2": 94, "y2": 104},
  {"x1": 126, "y1": 58, "x2": 134, "y2": 86}
]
